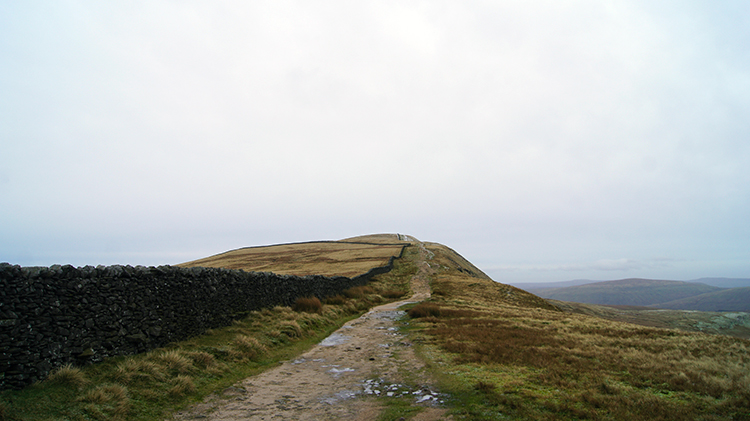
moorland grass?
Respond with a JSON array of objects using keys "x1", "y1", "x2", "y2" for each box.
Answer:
[
  {"x1": 407, "y1": 245, "x2": 750, "y2": 421},
  {"x1": 292, "y1": 296, "x2": 323, "y2": 313},
  {"x1": 0, "y1": 246, "x2": 419, "y2": 421}
]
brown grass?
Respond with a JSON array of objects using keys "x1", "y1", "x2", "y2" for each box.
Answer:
[
  {"x1": 157, "y1": 350, "x2": 194, "y2": 374},
  {"x1": 407, "y1": 303, "x2": 442, "y2": 318},
  {"x1": 324, "y1": 294, "x2": 347, "y2": 305},
  {"x1": 379, "y1": 289, "x2": 406, "y2": 299},
  {"x1": 343, "y1": 285, "x2": 374, "y2": 299},
  {"x1": 177, "y1": 241, "x2": 405, "y2": 278},
  {"x1": 231, "y1": 335, "x2": 267, "y2": 361},
  {"x1": 77, "y1": 384, "x2": 130, "y2": 420},
  {"x1": 410, "y1": 243, "x2": 750, "y2": 420},
  {"x1": 46, "y1": 364, "x2": 89, "y2": 389},
  {"x1": 168, "y1": 375, "x2": 195, "y2": 398},
  {"x1": 293, "y1": 296, "x2": 322, "y2": 313}
]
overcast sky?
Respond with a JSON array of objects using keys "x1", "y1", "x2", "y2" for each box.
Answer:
[{"x1": 2, "y1": 1, "x2": 749, "y2": 283}]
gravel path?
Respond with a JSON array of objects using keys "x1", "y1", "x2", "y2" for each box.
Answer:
[{"x1": 172, "y1": 242, "x2": 451, "y2": 420}]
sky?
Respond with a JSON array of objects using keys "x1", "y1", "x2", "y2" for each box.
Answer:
[{"x1": 2, "y1": 1, "x2": 749, "y2": 284}]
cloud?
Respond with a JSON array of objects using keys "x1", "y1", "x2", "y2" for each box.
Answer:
[{"x1": 1, "y1": 1, "x2": 749, "y2": 281}]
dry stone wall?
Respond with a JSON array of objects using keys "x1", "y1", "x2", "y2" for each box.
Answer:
[{"x1": 0, "y1": 258, "x2": 397, "y2": 390}]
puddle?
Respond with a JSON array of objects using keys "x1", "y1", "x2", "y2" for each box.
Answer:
[
  {"x1": 327, "y1": 367, "x2": 355, "y2": 377},
  {"x1": 361, "y1": 379, "x2": 445, "y2": 405},
  {"x1": 319, "y1": 332, "x2": 349, "y2": 346},
  {"x1": 320, "y1": 389, "x2": 359, "y2": 405},
  {"x1": 369, "y1": 310, "x2": 406, "y2": 321}
]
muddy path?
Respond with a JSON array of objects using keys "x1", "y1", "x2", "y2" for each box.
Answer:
[{"x1": 172, "y1": 242, "x2": 451, "y2": 420}]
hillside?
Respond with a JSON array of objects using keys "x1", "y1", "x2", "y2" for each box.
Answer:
[
  {"x1": 3, "y1": 234, "x2": 749, "y2": 421},
  {"x1": 655, "y1": 287, "x2": 750, "y2": 312},
  {"x1": 177, "y1": 237, "x2": 405, "y2": 277},
  {"x1": 546, "y1": 299, "x2": 750, "y2": 340},
  {"x1": 527, "y1": 278, "x2": 722, "y2": 306}
]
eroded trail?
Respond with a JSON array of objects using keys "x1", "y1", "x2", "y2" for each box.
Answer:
[{"x1": 173, "y1": 242, "x2": 450, "y2": 420}]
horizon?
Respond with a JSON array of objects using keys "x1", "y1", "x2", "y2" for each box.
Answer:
[{"x1": 2, "y1": 2, "x2": 749, "y2": 283}]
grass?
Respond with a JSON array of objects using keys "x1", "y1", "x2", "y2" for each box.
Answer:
[
  {"x1": 377, "y1": 396, "x2": 425, "y2": 421},
  {"x1": 292, "y1": 296, "x2": 323, "y2": 313},
  {"x1": 177, "y1": 240, "x2": 406, "y2": 278},
  {"x1": 0, "y1": 246, "x2": 418, "y2": 421},
  {"x1": 405, "y1": 244, "x2": 750, "y2": 420}
]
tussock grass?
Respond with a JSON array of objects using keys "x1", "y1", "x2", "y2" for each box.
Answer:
[
  {"x1": 379, "y1": 289, "x2": 407, "y2": 299},
  {"x1": 157, "y1": 349, "x2": 194, "y2": 374},
  {"x1": 293, "y1": 296, "x2": 322, "y2": 313},
  {"x1": 168, "y1": 375, "x2": 195, "y2": 398},
  {"x1": 344, "y1": 285, "x2": 375, "y2": 298},
  {"x1": 409, "y1": 244, "x2": 750, "y2": 420},
  {"x1": 407, "y1": 303, "x2": 442, "y2": 318},
  {"x1": 323, "y1": 294, "x2": 346, "y2": 305},
  {"x1": 77, "y1": 384, "x2": 130, "y2": 421},
  {"x1": 231, "y1": 335, "x2": 267, "y2": 361},
  {"x1": 46, "y1": 364, "x2": 89, "y2": 389}
]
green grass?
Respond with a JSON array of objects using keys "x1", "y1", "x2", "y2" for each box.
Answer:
[
  {"x1": 376, "y1": 396, "x2": 425, "y2": 421},
  {"x1": 0, "y1": 249, "x2": 418, "y2": 421}
]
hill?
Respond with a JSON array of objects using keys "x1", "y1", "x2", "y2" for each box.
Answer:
[
  {"x1": 3, "y1": 234, "x2": 749, "y2": 421},
  {"x1": 655, "y1": 287, "x2": 750, "y2": 312},
  {"x1": 177, "y1": 236, "x2": 406, "y2": 277},
  {"x1": 546, "y1": 299, "x2": 750, "y2": 340},
  {"x1": 690, "y1": 277, "x2": 750, "y2": 288},
  {"x1": 527, "y1": 278, "x2": 722, "y2": 306}
]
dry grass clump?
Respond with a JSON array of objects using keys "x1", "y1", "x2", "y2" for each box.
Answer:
[
  {"x1": 324, "y1": 294, "x2": 347, "y2": 305},
  {"x1": 231, "y1": 335, "x2": 267, "y2": 361},
  {"x1": 112, "y1": 359, "x2": 166, "y2": 384},
  {"x1": 46, "y1": 364, "x2": 89, "y2": 389},
  {"x1": 77, "y1": 384, "x2": 130, "y2": 420},
  {"x1": 408, "y1": 303, "x2": 442, "y2": 318},
  {"x1": 293, "y1": 296, "x2": 322, "y2": 313},
  {"x1": 157, "y1": 350, "x2": 194, "y2": 374},
  {"x1": 379, "y1": 289, "x2": 406, "y2": 299},
  {"x1": 168, "y1": 375, "x2": 195, "y2": 398},
  {"x1": 278, "y1": 320, "x2": 303, "y2": 338},
  {"x1": 343, "y1": 285, "x2": 374, "y2": 299},
  {"x1": 186, "y1": 350, "x2": 215, "y2": 369}
]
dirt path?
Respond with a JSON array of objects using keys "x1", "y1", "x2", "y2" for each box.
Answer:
[{"x1": 172, "y1": 242, "x2": 451, "y2": 420}]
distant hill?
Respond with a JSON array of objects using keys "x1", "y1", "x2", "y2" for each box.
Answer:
[
  {"x1": 528, "y1": 278, "x2": 722, "y2": 307},
  {"x1": 514, "y1": 277, "x2": 750, "y2": 290},
  {"x1": 654, "y1": 287, "x2": 750, "y2": 312},
  {"x1": 689, "y1": 278, "x2": 750, "y2": 288},
  {"x1": 510, "y1": 279, "x2": 596, "y2": 290}
]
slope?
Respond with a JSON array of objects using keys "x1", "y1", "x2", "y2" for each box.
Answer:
[
  {"x1": 654, "y1": 287, "x2": 750, "y2": 312},
  {"x1": 177, "y1": 238, "x2": 406, "y2": 277}
]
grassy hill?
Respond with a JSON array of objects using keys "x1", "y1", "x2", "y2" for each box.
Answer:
[
  {"x1": 655, "y1": 287, "x2": 750, "y2": 312},
  {"x1": 528, "y1": 278, "x2": 722, "y2": 306},
  {"x1": 177, "y1": 237, "x2": 405, "y2": 277},
  {"x1": 546, "y1": 299, "x2": 750, "y2": 340},
  {"x1": 2, "y1": 235, "x2": 749, "y2": 421},
  {"x1": 408, "y1": 249, "x2": 750, "y2": 420}
]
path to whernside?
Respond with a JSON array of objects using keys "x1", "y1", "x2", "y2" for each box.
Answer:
[{"x1": 171, "y1": 241, "x2": 453, "y2": 421}]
